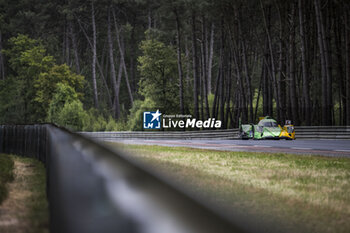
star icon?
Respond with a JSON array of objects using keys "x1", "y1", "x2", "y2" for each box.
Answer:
[{"x1": 151, "y1": 110, "x2": 161, "y2": 122}]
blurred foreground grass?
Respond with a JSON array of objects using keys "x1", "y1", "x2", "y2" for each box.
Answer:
[{"x1": 113, "y1": 143, "x2": 350, "y2": 233}]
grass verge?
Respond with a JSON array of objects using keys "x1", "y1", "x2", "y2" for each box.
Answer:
[
  {"x1": 0, "y1": 154, "x2": 14, "y2": 204},
  {"x1": 17, "y1": 156, "x2": 49, "y2": 233},
  {"x1": 0, "y1": 155, "x2": 48, "y2": 233},
  {"x1": 113, "y1": 143, "x2": 350, "y2": 233}
]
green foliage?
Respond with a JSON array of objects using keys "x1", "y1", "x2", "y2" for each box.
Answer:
[
  {"x1": 105, "y1": 116, "x2": 118, "y2": 131},
  {"x1": 35, "y1": 64, "x2": 84, "y2": 102},
  {"x1": 47, "y1": 83, "x2": 114, "y2": 132},
  {"x1": 0, "y1": 34, "x2": 84, "y2": 123},
  {"x1": 207, "y1": 93, "x2": 215, "y2": 111},
  {"x1": 56, "y1": 100, "x2": 87, "y2": 131},
  {"x1": 48, "y1": 92, "x2": 123, "y2": 131},
  {"x1": 82, "y1": 108, "x2": 103, "y2": 131},
  {"x1": 4, "y1": 35, "x2": 54, "y2": 90},
  {"x1": 138, "y1": 38, "x2": 179, "y2": 113},
  {"x1": 47, "y1": 83, "x2": 79, "y2": 123},
  {"x1": 1, "y1": 0, "x2": 349, "y2": 128},
  {"x1": 104, "y1": 115, "x2": 128, "y2": 131},
  {"x1": 81, "y1": 109, "x2": 124, "y2": 132},
  {"x1": 93, "y1": 115, "x2": 108, "y2": 131},
  {"x1": 115, "y1": 119, "x2": 129, "y2": 131},
  {"x1": 1, "y1": 34, "x2": 56, "y2": 123},
  {"x1": 81, "y1": 109, "x2": 95, "y2": 132},
  {"x1": 0, "y1": 78, "x2": 25, "y2": 124},
  {"x1": 4, "y1": 35, "x2": 50, "y2": 73},
  {"x1": 35, "y1": 64, "x2": 85, "y2": 120}
]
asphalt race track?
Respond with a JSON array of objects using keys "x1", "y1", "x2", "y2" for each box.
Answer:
[{"x1": 108, "y1": 139, "x2": 350, "y2": 158}]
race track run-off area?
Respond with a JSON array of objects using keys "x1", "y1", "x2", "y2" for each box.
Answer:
[{"x1": 108, "y1": 139, "x2": 350, "y2": 157}]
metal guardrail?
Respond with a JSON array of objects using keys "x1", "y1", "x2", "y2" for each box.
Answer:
[
  {"x1": 295, "y1": 126, "x2": 350, "y2": 139},
  {"x1": 80, "y1": 129, "x2": 240, "y2": 140},
  {"x1": 0, "y1": 124, "x2": 255, "y2": 233},
  {"x1": 81, "y1": 126, "x2": 350, "y2": 140}
]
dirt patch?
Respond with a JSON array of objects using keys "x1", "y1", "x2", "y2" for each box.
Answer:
[{"x1": 0, "y1": 159, "x2": 35, "y2": 233}]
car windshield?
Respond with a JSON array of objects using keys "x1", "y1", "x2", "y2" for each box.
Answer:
[{"x1": 262, "y1": 121, "x2": 278, "y2": 127}]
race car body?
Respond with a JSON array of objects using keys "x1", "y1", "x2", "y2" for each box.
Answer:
[{"x1": 240, "y1": 116, "x2": 295, "y2": 140}]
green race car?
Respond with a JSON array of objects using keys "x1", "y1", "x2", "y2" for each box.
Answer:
[{"x1": 240, "y1": 116, "x2": 295, "y2": 140}]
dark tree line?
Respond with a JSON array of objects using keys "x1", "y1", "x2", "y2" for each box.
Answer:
[{"x1": 0, "y1": 0, "x2": 349, "y2": 128}]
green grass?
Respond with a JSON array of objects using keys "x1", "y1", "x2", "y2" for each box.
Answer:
[
  {"x1": 0, "y1": 154, "x2": 14, "y2": 204},
  {"x1": 0, "y1": 154, "x2": 48, "y2": 233},
  {"x1": 112, "y1": 143, "x2": 350, "y2": 233},
  {"x1": 16, "y1": 156, "x2": 49, "y2": 233}
]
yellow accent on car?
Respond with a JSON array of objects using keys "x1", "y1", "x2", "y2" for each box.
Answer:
[{"x1": 279, "y1": 125, "x2": 295, "y2": 140}]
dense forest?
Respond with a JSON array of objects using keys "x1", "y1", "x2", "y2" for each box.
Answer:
[{"x1": 0, "y1": 0, "x2": 349, "y2": 130}]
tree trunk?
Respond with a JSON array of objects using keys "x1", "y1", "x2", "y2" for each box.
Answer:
[
  {"x1": 75, "y1": 14, "x2": 112, "y2": 108},
  {"x1": 237, "y1": 7, "x2": 253, "y2": 122},
  {"x1": 191, "y1": 10, "x2": 199, "y2": 119},
  {"x1": 207, "y1": 22, "x2": 214, "y2": 94},
  {"x1": 289, "y1": 2, "x2": 299, "y2": 125},
  {"x1": 219, "y1": 56, "x2": 225, "y2": 128},
  {"x1": 69, "y1": 21, "x2": 81, "y2": 74},
  {"x1": 112, "y1": 9, "x2": 134, "y2": 106},
  {"x1": 199, "y1": 58, "x2": 204, "y2": 120},
  {"x1": 334, "y1": 7, "x2": 345, "y2": 125},
  {"x1": 234, "y1": 50, "x2": 247, "y2": 122},
  {"x1": 201, "y1": 15, "x2": 210, "y2": 118},
  {"x1": 260, "y1": 1, "x2": 281, "y2": 121},
  {"x1": 326, "y1": 3, "x2": 333, "y2": 124},
  {"x1": 174, "y1": 8, "x2": 184, "y2": 115},
  {"x1": 66, "y1": 24, "x2": 70, "y2": 66},
  {"x1": 255, "y1": 65, "x2": 263, "y2": 122},
  {"x1": 185, "y1": 36, "x2": 191, "y2": 88},
  {"x1": 346, "y1": 10, "x2": 350, "y2": 125},
  {"x1": 276, "y1": 2, "x2": 286, "y2": 123},
  {"x1": 241, "y1": 43, "x2": 253, "y2": 122},
  {"x1": 129, "y1": 13, "x2": 137, "y2": 93},
  {"x1": 116, "y1": 60, "x2": 123, "y2": 106},
  {"x1": 219, "y1": 18, "x2": 225, "y2": 127},
  {"x1": 62, "y1": 23, "x2": 65, "y2": 64},
  {"x1": 263, "y1": 50, "x2": 269, "y2": 116},
  {"x1": 314, "y1": 0, "x2": 330, "y2": 125},
  {"x1": 225, "y1": 55, "x2": 232, "y2": 128},
  {"x1": 0, "y1": 30, "x2": 4, "y2": 80},
  {"x1": 148, "y1": 7, "x2": 152, "y2": 29},
  {"x1": 107, "y1": 9, "x2": 120, "y2": 119},
  {"x1": 63, "y1": 20, "x2": 70, "y2": 66},
  {"x1": 97, "y1": 54, "x2": 113, "y2": 108},
  {"x1": 91, "y1": 1, "x2": 99, "y2": 108},
  {"x1": 212, "y1": 68, "x2": 220, "y2": 119},
  {"x1": 298, "y1": 0, "x2": 311, "y2": 125}
]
